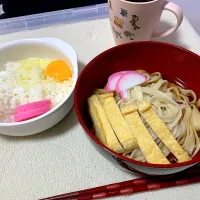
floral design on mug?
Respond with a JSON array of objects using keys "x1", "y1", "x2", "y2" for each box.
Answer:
[
  {"x1": 108, "y1": 0, "x2": 113, "y2": 10},
  {"x1": 124, "y1": 31, "x2": 134, "y2": 40},
  {"x1": 130, "y1": 15, "x2": 140, "y2": 30},
  {"x1": 120, "y1": 8, "x2": 128, "y2": 17},
  {"x1": 112, "y1": 27, "x2": 123, "y2": 38},
  {"x1": 114, "y1": 16, "x2": 124, "y2": 29}
]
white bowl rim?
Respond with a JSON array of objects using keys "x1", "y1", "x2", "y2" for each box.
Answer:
[{"x1": 0, "y1": 37, "x2": 78, "y2": 126}]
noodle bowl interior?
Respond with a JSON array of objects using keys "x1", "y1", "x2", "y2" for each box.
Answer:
[{"x1": 87, "y1": 70, "x2": 200, "y2": 165}]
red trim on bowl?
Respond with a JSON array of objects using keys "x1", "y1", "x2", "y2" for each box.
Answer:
[{"x1": 74, "y1": 41, "x2": 200, "y2": 169}]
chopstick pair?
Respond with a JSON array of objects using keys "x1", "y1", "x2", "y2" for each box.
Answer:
[{"x1": 41, "y1": 165, "x2": 200, "y2": 200}]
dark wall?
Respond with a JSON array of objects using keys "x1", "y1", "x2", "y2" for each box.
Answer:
[{"x1": 1, "y1": 0, "x2": 107, "y2": 18}]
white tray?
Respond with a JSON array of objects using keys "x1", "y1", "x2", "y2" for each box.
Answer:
[{"x1": 0, "y1": 11, "x2": 200, "y2": 200}]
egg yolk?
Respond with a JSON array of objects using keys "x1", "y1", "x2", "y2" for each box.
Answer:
[{"x1": 45, "y1": 60, "x2": 72, "y2": 81}]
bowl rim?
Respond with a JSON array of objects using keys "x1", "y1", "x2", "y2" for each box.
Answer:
[
  {"x1": 0, "y1": 37, "x2": 78, "y2": 126},
  {"x1": 74, "y1": 41, "x2": 200, "y2": 169}
]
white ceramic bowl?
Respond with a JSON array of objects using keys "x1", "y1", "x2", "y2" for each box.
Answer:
[{"x1": 0, "y1": 37, "x2": 78, "y2": 136}]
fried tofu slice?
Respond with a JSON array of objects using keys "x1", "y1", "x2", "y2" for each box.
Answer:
[
  {"x1": 93, "y1": 89, "x2": 106, "y2": 95},
  {"x1": 138, "y1": 101, "x2": 191, "y2": 163},
  {"x1": 88, "y1": 97, "x2": 106, "y2": 145},
  {"x1": 87, "y1": 95, "x2": 125, "y2": 153},
  {"x1": 98, "y1": 93, "x2": 138, "y2": 152},
  {"x1": 121, "y1": 104, "x2": 170, "y2": 164}
]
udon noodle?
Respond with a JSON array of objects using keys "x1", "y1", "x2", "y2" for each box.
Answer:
[{"x1": 110, "y1": 70, "x2": 200, "y2": 162}]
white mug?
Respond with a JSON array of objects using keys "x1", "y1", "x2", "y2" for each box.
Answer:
[{"x1": 108, "y1": 0, "x2": 183, "y2": 45}]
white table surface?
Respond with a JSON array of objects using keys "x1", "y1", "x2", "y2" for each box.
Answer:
[{"x1": 0, "y1": 11, "x2": 200, "y2": 200}]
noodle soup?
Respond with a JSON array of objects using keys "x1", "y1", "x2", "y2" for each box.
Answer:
[{"x1": 87, "y1": 70, "x2": 200, "y2": 165}]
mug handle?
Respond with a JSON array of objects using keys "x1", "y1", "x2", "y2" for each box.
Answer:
[{"x1": 152, "y1": 1, "x2": 183, "y2": 39}]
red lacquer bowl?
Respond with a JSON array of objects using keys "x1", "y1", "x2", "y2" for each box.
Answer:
[{"x1": 74, "y1": 41, "x2": 200, "y2": 175}]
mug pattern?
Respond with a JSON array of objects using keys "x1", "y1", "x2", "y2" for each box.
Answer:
[
  {"x1": 114, "y1": 16, "x2": 124, "y2": 29},
  {"x1": 108, "y1": 0, "x2": 113, "y2": 10},
  {"x1": 109, "y1": 0, "x2": 140, "y2": 41},
  {"x1": 130, "y1": 15, "x2": 140, "y2": 30},
  {"x1": 112, "y1": 27, "x2": 123, "y2": 38},
  {"x1": 124, "y1": 31, "x2": 134, "y2": 40},
  {"x1": 120, "y1": 8, "x2": 128, "y2": 17}
]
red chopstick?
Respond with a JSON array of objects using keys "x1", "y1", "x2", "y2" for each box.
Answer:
[
  {"x1": 41, "y1": 165, "x2": 200, "y2": 200},
  {"x1": 75, "y1": 174, "x2": 200, "y2": 200}
]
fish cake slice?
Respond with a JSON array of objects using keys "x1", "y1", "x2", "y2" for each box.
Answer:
[
  {"x1": 138, "y1": 101, "x2": 191, "y2": 163},
  {"x1": 88, "y1": 95, "x2": 125, "y2": 153},
  {"x1": 98, "y1": 93, "x2": 138, "y2": 152},
  {"x1": 121, "y1": 104, "x2": 170, "y2": 164}
]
